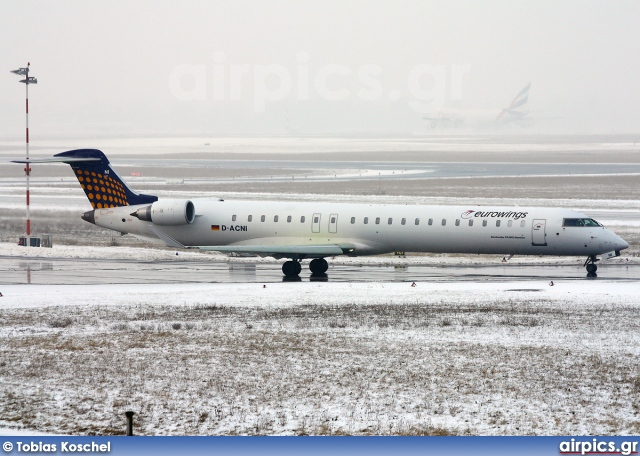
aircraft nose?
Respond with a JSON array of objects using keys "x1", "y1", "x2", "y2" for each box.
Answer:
[
  {"x1": 618, "y1": 237, "x2": 630, "y2": 251},
  {"x1": 612, "y1": 232, "x2": 629, "y2": 251}
]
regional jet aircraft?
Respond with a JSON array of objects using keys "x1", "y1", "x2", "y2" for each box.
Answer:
[{"x1": 14, "y1": 149, "x2": 628, "y2": 278}]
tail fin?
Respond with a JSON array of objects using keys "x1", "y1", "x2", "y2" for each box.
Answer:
[
  {"x1": 495, "y1": 82, "x2": 531, "y2": 123},
  {"x1": 54, "y1": 149, "x2": 157, "y2": 209},
  {"x1": 506, "y1": 82, "x2": 531, "y2": 111}
]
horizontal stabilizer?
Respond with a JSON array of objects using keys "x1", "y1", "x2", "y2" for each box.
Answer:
[{"x1": 10, "y1": 157, "x2": 101, "y2": 164}]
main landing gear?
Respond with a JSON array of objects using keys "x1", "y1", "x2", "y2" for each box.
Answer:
[
  {"x1": 282, "y1": 260, "x2": 302, "y2": 277},
  {"x1": 584, "y1": 255, "x2": 598, "y2": 277},
  {"x1": 309, "y1": 258, "x2": 328, "y2": 275},
  {"x1": 281, "y1": 258, "x2": 329, "y2": 277}
]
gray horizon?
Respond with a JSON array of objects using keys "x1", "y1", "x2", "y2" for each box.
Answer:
[{"x1": 2, "y1": 0, "x2": 639, "y2": 138}]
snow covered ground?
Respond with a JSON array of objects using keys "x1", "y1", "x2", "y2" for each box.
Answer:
[
  {"x1": 2, "y1": 135, "x2": 639, "y2": 436},
  {"x1": 1, "y1": 278, "x2": 639, "y2": 436}
]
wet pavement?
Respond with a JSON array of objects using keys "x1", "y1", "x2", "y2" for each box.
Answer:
[{"x1": 1, "y1": 256, "x2": 638, "y2": 285}]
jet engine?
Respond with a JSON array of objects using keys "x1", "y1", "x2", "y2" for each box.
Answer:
[{"x1": 131, "y1": 199, "x2": 195, "y2": 226}]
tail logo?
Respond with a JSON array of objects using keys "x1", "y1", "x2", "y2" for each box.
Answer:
[{"x1": 75, "y1": 169, "x2": 127, "y2": 208}]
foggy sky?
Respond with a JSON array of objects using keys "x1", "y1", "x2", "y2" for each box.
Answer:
[{"x1": 2, "y1": 0, "x2": 640, "y2": 137}]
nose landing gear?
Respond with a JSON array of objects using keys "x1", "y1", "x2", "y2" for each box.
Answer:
[{"x1": 584, "y1": 255, "x2": 598, "y2": 277}]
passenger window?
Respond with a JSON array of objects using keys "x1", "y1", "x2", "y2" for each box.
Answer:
[
  {"x1": 401, "y1": 218, "x2": 406, "y2": 225},
  {"x1": 301, "y1": 216, "x2": 306, "y2": 223},
  {"x1": 496, "y1": 220, "x2": 501, "y2": 227},
  {"x1": 520, "y1": 220, "x2": 525, "y2": 228},
  {"x1": 482, "y1": 220, "x2": 487, "y2": 227},
  {"x1": 274, "y1": 215, "x2": 279, "y2": 222},
  {"x1": 455, "y1": 219, "x2": 460, "y2": 226},
  {"x1": 331, "y1": 217, "x2": 336, "y2": 223},
  {"x1": 261, "y1": 215, "x2": 266, "y2": 222},
  {"x1": 375, "y1": 217, "x2": 380, "y2": 225},
  {"x1": 287, "y1": 215, "x2": 292, "y2": 223},
  {"x1": 442, "y1": 219, "x2": 446, "y2": 226},
  {"x1": 469, "y1": 219, "x2": 473, "y2": 226},
  {"x1": 351, "y1": 217, "x2": 355, "y2": 224},
  {"x1": 388, "y1": 218, "x2": 393, "y2": 225},
  {"x1": 248, "y1": 215, "x2": 253, "y2": 222},
  {"x1": 428, "y1": 218, "x2": 433, "y2": 226},
  {"x1": 415, "y1": 218, "x2": 420, "y2": 225},
  {"x1": 314, "y1": 216, "x2": 319, "y2": 223},
  {"x1": 232, "y1": 215, "x2": 237, "y2": 222},
  {"x1": 364, "y1": 217, "x2": 369, "y2": 224},
  {"x1": 508, "y1": 220, "x2": 513, "y2": 227}
]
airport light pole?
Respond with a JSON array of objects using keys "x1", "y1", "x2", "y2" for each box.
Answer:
[{"x1": 10, "y1": 63, "x2": 38, "y2": 247}]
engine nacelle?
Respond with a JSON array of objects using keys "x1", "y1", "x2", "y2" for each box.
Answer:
[{"x1": 132, "y1": 199, "x2": 195, "y2": 226}]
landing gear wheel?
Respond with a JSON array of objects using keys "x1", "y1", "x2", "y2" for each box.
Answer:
[
  {"x1": 309, "y1": 258, "x2": 329, "y2": 275},
  {"x1": 282, "y1": 260, "x2": 302, "y2": 277},
  {"x1": 584, "y1": 255, "x2": 598, "y2": 278}
]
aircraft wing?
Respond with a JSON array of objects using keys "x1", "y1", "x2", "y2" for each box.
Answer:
[
  {"x1": 149, "y1": 225, "x2": 354, "y2": 258},
  {"x1": 191, "y1": 244, "x2": 352, "y2": 257}
]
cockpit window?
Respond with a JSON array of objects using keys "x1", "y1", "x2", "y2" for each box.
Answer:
[{"x1": 563, "y1": 218, "x2": 602, "y2": 227}]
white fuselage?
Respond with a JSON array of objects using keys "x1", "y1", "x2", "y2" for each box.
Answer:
[{"x1": 92, "y1": 199, "x2": 628, "y2": 259}]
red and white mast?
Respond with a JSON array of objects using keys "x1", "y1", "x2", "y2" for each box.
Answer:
[{"x1": 11, "y1": 63, "x2": 38, "y2": 247}]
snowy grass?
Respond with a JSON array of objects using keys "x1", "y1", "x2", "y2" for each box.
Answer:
[
  {"x1": 1, "y1": 281, "x2": 639, "y2": 436},
  {"x1": 2, "y1": 139, "x2": 640, "y2": 436}
]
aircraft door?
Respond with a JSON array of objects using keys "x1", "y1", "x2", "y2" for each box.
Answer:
[
  {"x1": 312, "y1": 213, "x2": 321, "y2": 233},
  {"x1": 329, "y1": 213, "x2": 338, "y2": 233},
  {"x1": 532, "y1": 219, "x2": 547, "y2": 246}
]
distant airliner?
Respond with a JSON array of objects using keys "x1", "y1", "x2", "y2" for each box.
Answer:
[
  {"x1": 424, "y1": 82, "x2": 532, "y2": 129},
  {"x1": 14, "y1": 149, "x2": 628, "y2": 278}
]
